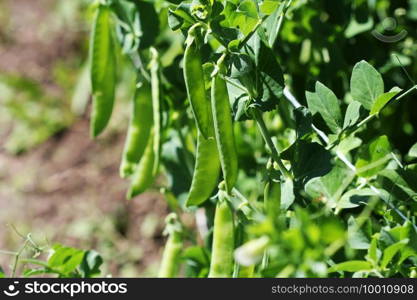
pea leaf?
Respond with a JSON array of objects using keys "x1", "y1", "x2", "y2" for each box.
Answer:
[
  {"x1": 329, "y1": 260, "x2": 373, "y2": 273},
  {"x1": 379, "y1": 167, "x2": 417, "y2": 201},
  {"x1": 408, "y1": 143, "x2": 417, "y2": 158},
  {"x1": 367, "y1": 236, "x2": 381, "y2": 266},
  {"x1": 381, "y1": 239, "x2": 409, "y2": 269},
  {"x1": 345, "y1": 15, "x2": 374, "y2": 38},
  {"x1": 281, "y1": 177, "x2": 295, "y2": 211},
  {"x1": 370, "y1": 88, "x2": 402, "y2": 116},
  {"x1": 168, "y1": 3, "x2": 195, "y2": 31},
  {"x1": 305, "y1": 164, "x2": 354, "y2": 208},
  {"x1": 80, "y1": 250, "x2": 103, "y2": 278},
  {"x1": 293, "y1": 107, "x2": 313, "y2": 139},
  {"x1": 306, "y1": 82, "x2": 343, "y2": 134},
  {"x1": 242, "y1": 35, "x2": 285, "y2": 112},
  {"x1": 335, "y1": 135, "x2": 362, "y2": 155},
  {"x1": 355, "y1": 135, "x2": 391, "y2": 178},
  {"x1": 343, "y1": 101, "x2": 362, "y2": 129},
  {"x1": 351, "y1": 61, "x2": 384, "y2": 110},
  {"x1": 48, "y1": 244, "x2": 85, "y2": 276},
  {"x1": 224, "y1": 0, "x2": 259, "y2": 36},
  {"x1": 282, "y1": 141, "x2": 332, "y2": 185},
  {"x1": 337, "y1": 188, "x2": 377, "y2": 210},
  {"x1": 263, "y1": 1, "x2": 286, "y2": 47},
  {"x1": 348, "y1": 216, "x2": 369, "y2": 250}
]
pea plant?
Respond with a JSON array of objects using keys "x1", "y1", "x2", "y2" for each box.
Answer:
[{"x1": 87, "y1": 0, "x2": 417, "y2": 277}]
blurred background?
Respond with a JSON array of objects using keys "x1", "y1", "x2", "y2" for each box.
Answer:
[{"x1": 0, "y1": 0, "x2": 168, "y2": 277}]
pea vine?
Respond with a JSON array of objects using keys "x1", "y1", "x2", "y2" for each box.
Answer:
[{"x1": 87, "y1": 0, "x2": 417, "y2": 278}]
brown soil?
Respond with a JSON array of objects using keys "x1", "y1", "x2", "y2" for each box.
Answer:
[{"x1": 0, "y1": 0, "x2": 168, "y2": 277}]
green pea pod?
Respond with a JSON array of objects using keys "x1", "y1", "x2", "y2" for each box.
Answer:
[
  {"x1": 158, "y1": 214, "x2": 183, "y2": 278},
  {"x1": 183, "y1": 27, "x2": 211, "y2": 139},
  {"x1": 185, "y1": 131, "x2": 220, "y2": 207},
  {"x1": 264, "y1": 180, "x2": 281, "y2": 221},
  {"x1": 150, "y1": 48, "x2": 162, "y2": 175},
  {"x1": 120, "y1": 81, "x2": 153, "y2": 178},
  {"x1": 211, "y1": 71, "x2": 238, "y2": 194},
  {"x1": 90, "y1": 4, "x2": 116, "y2": 137},
  {"x1": 208, "y1": 193, "x2": 235, "y2": 278},
  {"x1": 127, "y1": 130, "x2": 155, "y2": 199}
]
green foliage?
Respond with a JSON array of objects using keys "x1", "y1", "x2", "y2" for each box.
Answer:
[
  {"x1": 22, "y1": 245, "x2": 103, "y2": 278},
  {"x1": 84, "y1": 0, "x2": 417, "y2": 278},
  {"x1": 0, "y1": 237, "x2": 103, "y2": 278}
]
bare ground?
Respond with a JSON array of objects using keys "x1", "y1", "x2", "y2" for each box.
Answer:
[{"x1": 0, "y1": 0, "x2": 168, "y2": 277}]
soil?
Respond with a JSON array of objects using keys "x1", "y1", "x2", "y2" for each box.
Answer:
[{"x1": 0, "y1": 0, "x2": 168, "y2": 277}]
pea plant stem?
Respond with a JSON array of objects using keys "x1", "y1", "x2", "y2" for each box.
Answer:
[
  {"x1": 396, "y1": 84, "x2": 417, "y2": 101},
  {"x1": 275, "y1": 0, "x2": 293, "y2": 40},
  {"x1": 251, "y1": 108, "x2": 292, "y2": 179}
]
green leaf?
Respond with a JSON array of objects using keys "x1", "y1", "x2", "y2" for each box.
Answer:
[
  {"x1": 263, "y1": 1, "x2": 286, "y2": 47},
  {"x1": 343, "y1": 101, "x2": 362, "y2": 129},
  {"x1": 356, "y1": 135, "x2": 391, "y2": 178},
  {"x1": 226, "y1": 0, "x2": 259, "y2": 36},
  {"x1": 80, "y1": 250, "x2": 103, "y2": 278},
  {"x1": 259, "y1": 0, "x2": 280, "y2": 15},
  {"x1": 351, "y1": 61, "x2": 384, "y2": 110},
  {"x1": 282, "y1": 141, "x2": 332, "y2": 184},
  {"x1": 182, "y1": 246, "x2": 210, "y2": 278},
  {"x1": 345, "y1": 15, "x2": 374, "y2": 38},
  {"x1": 294, "y1": 107, "x2": 313, "y2": 139},
  {"x1": 305, "y1": 164, "x2": 354, "y2": 208},
  {"x1": 370, "y1": 88, "x2": 402, "y2": 115},
  {"x1": 335, "y1": 135, "x2": 362, "y2": 155},
  {"x1": 367, "y1": 236, "x2": 381, "y2": 266},
  {"x1": 230, "y1": 54, "x2": 254, "y2": 79},
  {"x1": 379, "y1": 168, "x2": 417, "y2": 201},
  {"x1": 409, "y1": 143, "x2": 417, "y2": 158},
  {"x1": 329, "y1": 260, "x2": 373, "y2": 273},
  {"x1": 0, "y1": 266, "x2": 5, "y2": 278},
  {"x1": 281, "y1": 177, "x2": 295, "y2": 211},
  {"x1": 237, "y1": 36, "x2": 284, "y2": 113},
  {"x1": 237, "y1": 0, "x2": 258, "y2": 19},
  {"x1": 48, "y1": 244, "x2": 85, "y2": 276},
  {"x1": 182, "y1": 246, "x2": 210, "y2": 266},
  {"x1": 306, "y1": 82, "x2": 343, "y2": 134},
  {"x1": 337, "y1": 188, "x2": 377, "y2": 210},
  {"x1": 253, "y1": 38, "x2": 285, "y2": 109},
  {"x1": 347, "y1": 216, "x2": 369, "y2": 250},
  {"x1": 381, "y1": 239, "x2": 409, "y2": 269}
]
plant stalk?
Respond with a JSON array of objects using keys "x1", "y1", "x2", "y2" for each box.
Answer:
[{"x1": 251, "y1": 108, "x2": 292, "y2": 179}]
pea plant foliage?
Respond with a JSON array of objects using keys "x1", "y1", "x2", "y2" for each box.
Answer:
[{"x1": 87, "y1": 0, "x2": 417, "y2": 278}]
